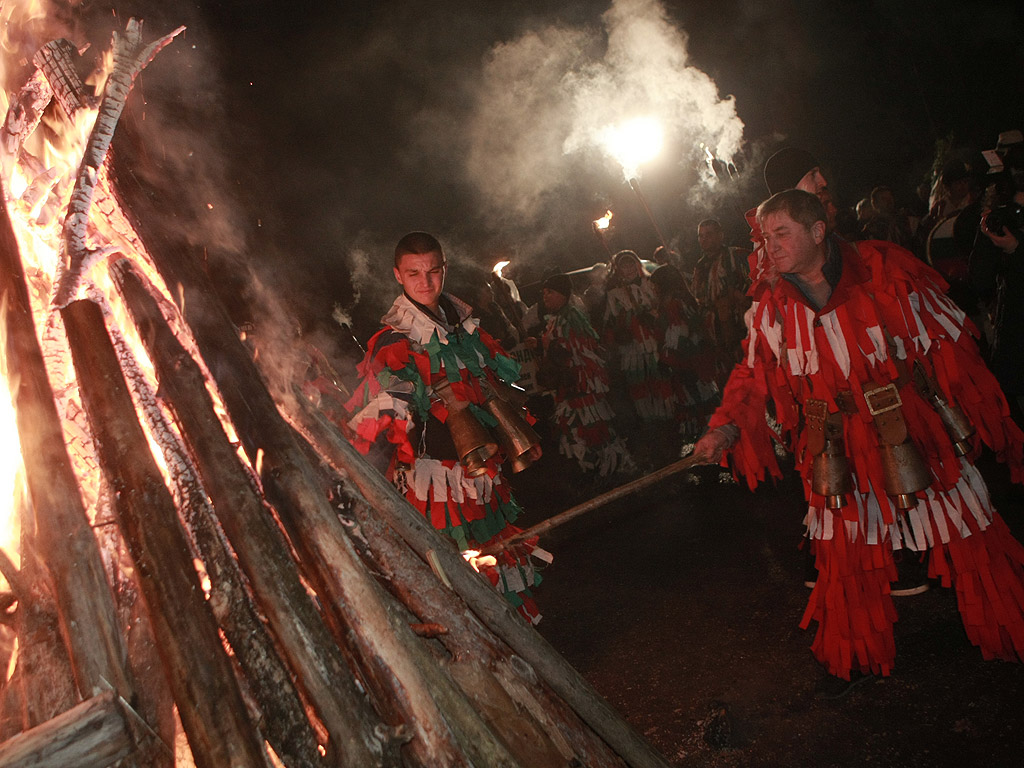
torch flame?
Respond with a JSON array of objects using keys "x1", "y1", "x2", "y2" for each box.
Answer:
[
  {"x1": 600, "y1": 116, "x2": 663, "y2": 180},
  {"x1": 594, "y1": 210, "x2": 613, "y2": 231},
  {"x1": 492, "y1": 260, "x2": 510, "y2": 278}
]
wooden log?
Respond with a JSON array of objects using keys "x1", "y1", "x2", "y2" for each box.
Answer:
[
  {"x1": 0, "y1": 178, "x2": 134, "y2": 703},
  {"x1": 0, "y1": 690, "x2": 133, "y2": 768},
  {"x1": 107, "y1": 256, "x2": 515, "y2": 767},
  {"x1": 60, "y1": 298, "x2": 268, "y2": 768},
  {"x1": 99, "y1": 280, "x2": 323, "y2": 768},
  {"x1": 110, "y1": 260, "x2": 376, "y2": 768},
  {"x1": 344, "y1": 496, "x2": 626, "y2": 768},
  {"x1": 286, "y1": 397, "x2": 674, "y2": 768}
]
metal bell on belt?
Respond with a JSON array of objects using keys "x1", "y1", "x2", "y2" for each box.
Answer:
[
  {"x1": 811, "y1": 434, "x2": 853, "y2": 509},
  {"x1": 434, "y1": 379, "x2": 498, "y2": 477},
  {"x1": 932, "y1": 397, "x2": 975, "y2": 457},
  {"x1": 879, "y1": 439, "x2": 931, "y2": 510},
  {"x1": 485, "y1": 397, "x2": 541, "y2": 473}
]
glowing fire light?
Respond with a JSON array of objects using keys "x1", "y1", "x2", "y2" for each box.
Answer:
[
  {"x1": 492, "y1": 260, "x2": 510, "y2": 278},
  {"x1": 593, "y1": 210, "x2": 613, "y2": 231},
  {"x1": 600, "y1": 116, "x2": 663, "y2": 180},
  {"x1": 462, "y1": 549, "x2": 497, "y2": 573}
]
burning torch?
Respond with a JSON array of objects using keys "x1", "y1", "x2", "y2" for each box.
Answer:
[
  {"x1": 490, "y1": 260, "x2": 527, "y2": 338},
  {"x1": 602, "y1": 116, "x2": 671, "y2": 253},
  {"x1": 592, "y1": 210, "x2": 614, "y2": 257}
]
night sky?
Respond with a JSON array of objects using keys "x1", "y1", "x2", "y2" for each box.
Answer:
[{"x1": 73, "y1": 0, "x2": 1024, "y2": 345}]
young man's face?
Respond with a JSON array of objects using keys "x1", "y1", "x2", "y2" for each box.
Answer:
[
  {"x1": 761, "y1": 209, "x2": 826, "y2": 278},
  {"x1": 394, "y1": 250, "x2": 446, "y2": 311}
]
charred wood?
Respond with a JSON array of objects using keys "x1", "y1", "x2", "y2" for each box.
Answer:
[
  {"x1": 61, "y1": 298, "x2": 268, "y2": 768},
  {"x1": 111, "y1": 260, "x2": 375, "y2": 768},
  {"x1": 0, "y1": 178, "x2": 133, "y2": 704}
]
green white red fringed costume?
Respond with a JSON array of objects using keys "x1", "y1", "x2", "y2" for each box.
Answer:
[
  {"x1": 345, "y1": 293, "x2": 548, "y2": 624},
  {"x1": 541, "y1": 303, "x2": 633, "y2": 476},
  {"x1": 656, "y1": 294, "x2": 721, "y2": 440},
  {"x1": 602, "y1": 276, "x2": 674, "y2": 421},
  {"x1": 710, "y1": 237, "x2": 1024, "y2": 679}
]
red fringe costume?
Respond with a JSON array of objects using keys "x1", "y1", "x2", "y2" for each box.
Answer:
[
  {"x1": 540, "y1": 302, "x2": 633, "y2": 475},
  {"x1": 710, "y1": 237, "x2": 1024, "y2": 679},
  {"x1": 345, "y1": 293, "x2": 549, "y2": 624}
]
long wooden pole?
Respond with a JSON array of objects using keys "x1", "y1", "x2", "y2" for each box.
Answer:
[{"x1": 482, "y1": 454, "x2": 704, "y2": 555}]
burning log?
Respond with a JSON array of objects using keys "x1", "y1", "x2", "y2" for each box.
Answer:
[
  {"x1": 60, "y1": 298, "x2": 268, "y2": 767},
  {"x1": 0, "y1": 179, "x2": 134, "y2": 704},
  {"x1": 0, "y1": 691, "x2": 132, "y2": 768},
  {"x1": 109, "y1": 259, "x2": 384, "y2": 767},
  {"x1": 53, "y1": 20, "x2": 184, "y2": 310}
]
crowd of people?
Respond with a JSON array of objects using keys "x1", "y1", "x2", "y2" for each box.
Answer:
[{"x1": 323, "y1": 127, "x2": 1024, "y2": 686}]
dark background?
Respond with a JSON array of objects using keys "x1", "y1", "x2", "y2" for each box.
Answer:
[{"x1": 63, "y1": 0, "x2": 1024, "y2": 346}]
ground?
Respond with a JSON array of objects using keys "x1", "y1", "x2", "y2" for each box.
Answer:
[{"x1": 509, "y1": 421, "x2": 1024, "y2": 768}]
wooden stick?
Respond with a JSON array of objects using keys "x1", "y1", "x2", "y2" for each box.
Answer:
[
  {"x1": 0, "y1": 177, "x2": 134, "y2": 704},
  {"x1": 61, "y1": 298, "x2": 268, "y2": 768},
  {"x1": 284, "y1": 392, "x2": 674, "y2": 768},
  {"x1": 0, "y1": 691, "x2": 133, "y2": 768},
  {"x1": 482, "y1": 454, "x2": 705, "y2": 555}
]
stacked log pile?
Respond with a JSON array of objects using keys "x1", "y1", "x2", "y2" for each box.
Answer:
[{"x1": 0, "y1": 16, "x2": 675, "y2": 768}]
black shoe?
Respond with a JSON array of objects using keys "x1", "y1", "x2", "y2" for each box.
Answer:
[
  {"x1": 814, "y1": 670, "x2": 874, "y2": 700},
  {"x1": 891, "y1": 549, "x2": 930, "y2": 597}
]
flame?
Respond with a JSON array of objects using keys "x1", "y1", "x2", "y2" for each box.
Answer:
[
  {"x1": 0, "y1": 300, "x2": 24, "y2": 572},
  {"x1": 492, "y1": 260, "x2": 510, "y2": 278},
  {"x1": 600, "y1": 116, "x2": 663, "y2": 180},
  {"x1": 462, "y1": 549, "x2": 497, "y2": 573},
  {"x1": 594, "y1": 210, "x2": 613, "y2": 230}
]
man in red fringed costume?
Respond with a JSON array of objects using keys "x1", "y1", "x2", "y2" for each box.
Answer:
[
  {"x1": 344, "y1": 233, "x2": 549, "y2": 624},
  {"x1": 695, "y1": 189, "x2": 1024, "y2": 681}
]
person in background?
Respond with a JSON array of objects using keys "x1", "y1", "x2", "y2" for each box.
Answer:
[
  {"x1": 600, "y1": 249, "x2": 674, "y2": 423},
  {"x1": 535, "y1": 273, "x2": 633, "y2": 476},
  {"x1": 691, "y1": 218, "x2": 750, "y2": 378}
]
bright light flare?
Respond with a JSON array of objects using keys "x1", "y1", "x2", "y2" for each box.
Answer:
[
  {"x1": 462, "y1": 549, "x2": 497, "y2": 573},
  {"x1": 594, "y1": 210, "x2": 613, "y2": 231},
  {"x1": 492, "y1": 260, "x2": 510, "y2": 278},
  {"x1": 601, "y1": 117, "x2": 663, "y2": 180}
]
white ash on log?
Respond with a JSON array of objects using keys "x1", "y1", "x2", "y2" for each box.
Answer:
[{"x1": 0, "y1": 178, "x2": 135, "y2": 706}]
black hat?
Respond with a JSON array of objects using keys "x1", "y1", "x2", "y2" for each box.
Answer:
[
  {"x1": 542, "y1": 273, "x2": 573, "y2": 298},
  {"x1": 764, "y1": 148, "x2": 819, "y2": 195}
]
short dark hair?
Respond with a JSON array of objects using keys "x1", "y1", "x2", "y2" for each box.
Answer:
[
  {"x1": 394, "y1": 232, "x2": 444, "y2": 267},
  {"x1": 757, "y1": 188, "x2": 827, "y2": 231},
  {"x1": 697, "y1": 218, "x2": 722, "y2": 232}
]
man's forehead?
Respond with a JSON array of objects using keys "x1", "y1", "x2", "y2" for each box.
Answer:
[
  {"x1": 397, "y1": 251, "x2": 445, "y2": 270},
  {"x1": 762, "y1": 210, "x2": 798, "y2": 229}
]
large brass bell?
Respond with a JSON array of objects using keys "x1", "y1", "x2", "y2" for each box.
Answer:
[
  {"x1": 932, "y1": 398, "x2": 975, "y2": 457},
  {"x1": 435, "y1": 380, "x2": 498, "y2": 477},
  {"x1": 879, "y1": 439, "x2": 931, "y2": 510},
  {"x1": 485, "y1": 397, "x2": 541, "y2": 473},
  {"x1": 811, "y1": 434, "x2": 853, "y2": 509}
]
